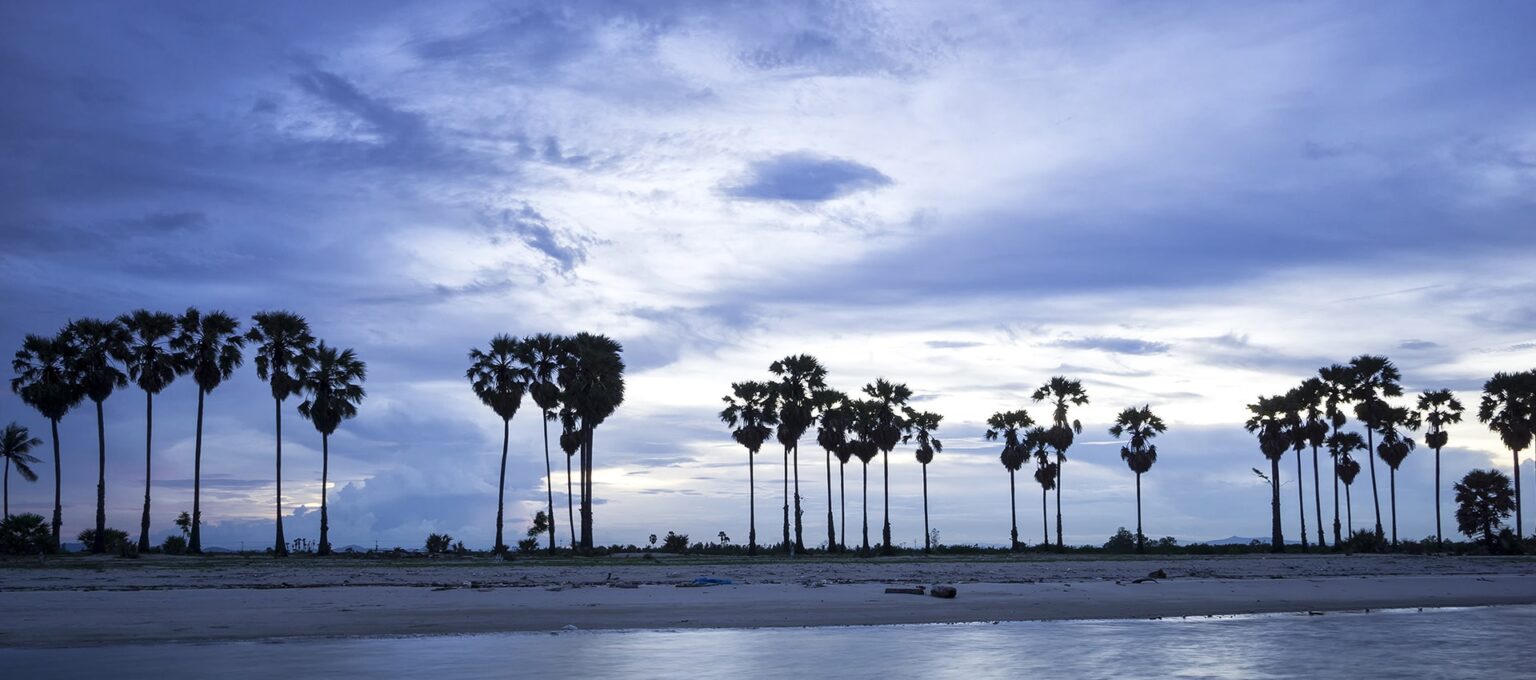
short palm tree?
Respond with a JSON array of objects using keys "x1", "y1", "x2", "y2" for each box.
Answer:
[
  {"x1": 118, "y1": 310, "x2": 183, "y2": 552},
  {"x1": 1317, "y1": 364, "x2": 1355, "y2": 545},
  {"x1": 1455, "y1": 469, "x2": 1516, "y2": 548},
  {"x1": 1417, "y1": 389, "x2": 1464, "y2": 547},
  {"x1": 2, "y1": 423, "x2": 43, "y2": 518},
  {"x1": 11, "y1": 333, "x2": 83, "y2": 550},
  {"x1": 171, "y1": 308, "x2": 245, "y2": 553},
  {"x1": 1295, "y1": 378, "x2": 1330, "y2": 548},
  {"x1": 1031, "y1": 451, "x2": 1058, "y2": 546},
  {"x1": 297, "y1": 342, "x2": 366, "y2": 556},
  {"x1": 1349, "y1": 354, "x2": 1403, "y2": 539},
  {"x1": 1477, "y1": 371, "x2": 1535, "y2": 539},
  {"x1": 863, "y1": 379, "x2": 912, "y2": 555},
  {"x1": 847, "y1": 398, "x2": 880, "y2": 555},
  {"x1": 247, "y1": 311, "x2": 315, "y2": 556},
  {"x1": 466, "y1": 334, "x2": 529, "y2": 556},
  {"x1": 557, "y1": 332, "x2": 625, "y2": 551},
  {"x1": 1329, "y1": 431, "x2": 1366, "y2": 534},
  {"x1": 906, "y1": 409, "x2": 943, "y2": 553},
  {"x1": 813, "y1": 389, "x2": 850, "y2": 551},
  {"x1": 65, "y1": 318, "x2": 131, "y2": 553},
  {"x1": 1375, "y1": 405, "x2": 1421, "y2": 546},
  {"x1": 984, "y1": 409, "x2": 1034, "y2": 549},
  {"x1": 519, "y1": 334, "x2": 565, "y2": 552},
  {"x1": 1109, "y1": 405, "x2": 1166, "y2": 554},
  {"x1": 1246, "y1": 394, "x2": 1292, "y2": 552},
  {"x1": 1031, "y1": 376, "x2": 1088, "y2": 549},
  {"x1": 720, "y1": 380, "x2": 777, "y2": 556},
  {"x1": 769, "y1": 354, "x2": 826, "y2": 555}
]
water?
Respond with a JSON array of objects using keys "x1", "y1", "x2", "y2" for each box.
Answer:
[{"x1": 5, "y1": 605, "x2": 1533, "y2": 679}]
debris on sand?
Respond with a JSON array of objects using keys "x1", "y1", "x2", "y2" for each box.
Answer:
[
  {"x1": 885, "y1": 586, "x2": 925, "y2": 595},
  {"x1": 928, "y1": 585, "x2": 957, "y2": 599}
]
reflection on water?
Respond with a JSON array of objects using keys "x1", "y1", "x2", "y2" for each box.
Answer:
[{"x1": 5, "y1": 605, "x2": 1534, "y2": 679}]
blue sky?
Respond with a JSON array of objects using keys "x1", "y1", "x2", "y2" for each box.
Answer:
[{"x1": 2, "y1": 1, "x2": 1534, "y2": 550}]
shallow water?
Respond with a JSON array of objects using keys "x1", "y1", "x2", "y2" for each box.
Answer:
[{"x1": 5, "y1": 605, "x2": 1534, "y2": 679}]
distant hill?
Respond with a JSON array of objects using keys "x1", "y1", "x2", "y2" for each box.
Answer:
[{"x1": 1200, "y1": 536, "x2": 1300, "y2": 546}]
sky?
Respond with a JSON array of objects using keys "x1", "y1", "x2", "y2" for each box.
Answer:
[{"x1": 2, "y1": 0, "x2": 1534, "y2": 551}]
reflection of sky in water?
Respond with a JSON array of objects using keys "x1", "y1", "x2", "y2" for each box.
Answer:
[{"x1": 5, "y1": 606, "x2": 1533, "y2": 679}]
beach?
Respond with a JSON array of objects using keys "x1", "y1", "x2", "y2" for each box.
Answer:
[{"x1": 2, "y1": 553, "x2": 1534, "y2": 647}]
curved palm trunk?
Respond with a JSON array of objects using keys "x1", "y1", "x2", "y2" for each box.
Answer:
[
  {"x1": 748, "y1": 449, "x2": 757, "y2": 556},
  {"x1": 541, "y1": 412, "x2": 555, "y2": 553},
  {"x1": 50, "y1": 418, "x2": 61, "y2": 552},
  {"x1": 273, "y1": 397, "x2": 287, "y2": 556},
  {"x1": 1311, "y1": 443, "x2": 1324, "y2": 549},
  {"x1": 825, "y1": 449, "x2": 835, "y2": 552},
  {"x1": 1295, "y1": 449, "x2": 1308, "y2": 552},
  {"x1": 319, "y1": 432, "x2": 332, "y2": 556},
  {"x1": 190, "y1": 391, "x2": 206, "y2": 554},
  {"x1": 1366, "y1": 427, "x2": 1382, "y2": 538},
  {"x1": 565, "y1": 452, "x2": 576, "y2": 548},
  {"x1": 1389, "y1": 467, "x2": 1397, "y2": 547},
  {"x1": 781, "y1": 447, "x2": 790, "y2": 555},
  {"x1": 494, "y1": 418, "x2": 509, "y2": 555},
  {"x1": 1270, "y1": 457, "x2": 1283, "y2": 553},
  {"x1": 1055, "y1": 460, "x2": 1064, "y2": 549},
  {"x1": 1008, "y1": 469, "x2": 1018, "y2": 550},
  {"x1": 838, "y1": 462, "x2": 846, "y2": 552},
  {"x1": 93, "y1": 400, "x2": 107, "y2": 554},
  {"x1": 881, "y1": 449, "x2": 892, "y2": 555},
  {"x1": 860, "y1": 462, "x2": 870, "y2": 555},
  {"x1": 921, "y1": 462, "x2": 930, "y2": 554},
  {"x1": 1434, "y1": 446, "x2": 1443, "y2": 548},
  {"x1": 138, "y1": 391, "x2": 154, "y2": 553},
  {"x1": 793, "y1": 443, "x2": 804, "y2": 553},
  {"x1": 1135, "y1": 472, "x2": 1144, "y2": 555}
]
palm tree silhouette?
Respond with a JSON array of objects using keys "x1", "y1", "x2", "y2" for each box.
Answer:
[
  {"x1": 906, "y1": 409, "x2": 943, "y2": 553},
  {"x1": 1374, "y1": 405, "x2": 1420, "y2": 547},
  {"x1": 557, "y1": 332, "x2": 625, "y2": 551},
  {"x1": 862, "y1": 379, "x2": 912, "y2": 555},
  {"x1": 1281, "y1": 387, "x2": 1311, "y2": 552},
  {"x1": 1317, "y1": 364, "x2": 1355, "y2": 546},
  {"x1": 1295, "y1": 378, "x2": 1331, "y2": 548},
  {"x1": 1031, "y1": 453, "x2": 1058, "y2": 546},
  {"x1": 118, "y1": 310, "x2": 183, "y2": 553},
  {"x1": 1454, "y1": 469, "x2": 1516, "y2": 548},
  {"x1": 466, "y1": 334, "x2": 529, "y2": 556},
  {"x1": 984, "y1": 409, "x2": 1033, "y2": 549},
  {"x1": 1417, "y1": 389, "x2": 1465, "y2": 547},
  {"x1": 171, "y1": 308, "x2": 245, "y2": 553},
  {"x1": 557, "y1": 407, "x2": 580, "y2": 547},
  {"x1": 1329, "y1": 431, "x2": 1366, "y2": 535},
  {"x1": 1349, "y1": 355, "x2": 1403, "y2": 539},
  {"x1": 814, "y1": 389, "x2": 850, "y2": 551},
  {"x1": 519, "y1": 334, "x2": 565, "y2": 553},
  {"x1": 247, "y1": 311, "x2": 315, "y2": 557},
  {"x1": 720, "y1": 380, "x2": 777, "y2": 556},
  {"x1": 1031, "y1": 377, "x2": 1088, "y2": 549},
  {"x1": 2, "y1": 423, "x2": 43, "y2": 518},
  {"x1": 769, "y1": 355, "x2": 826, "y2": 555},
  {"x1": 1246, "y1": 394, "x2": 1292, "y2": 552},
  {"x1": 65, "y1": 318, "x2": 130, "y2": 553},
  {"x1": 11, "y1": 333, "x2": 83, "y2": 551},
  {"x1": 847, "y1": 399, "x2": 881, "y2": 555},
  {"x1": 297, "y1": 342, "x2": 366, "y2": 556},
  {"x1": 1109, "y1": 405, "x2": 1165, "y2": 554},
  {"x1": 1477, "y1": 371, "x2": 1535, "y2": 539}
]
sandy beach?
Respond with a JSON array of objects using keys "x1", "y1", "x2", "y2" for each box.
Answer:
[{"x1": 2, "y1": 553, "x2": 1534, "y2": 647}]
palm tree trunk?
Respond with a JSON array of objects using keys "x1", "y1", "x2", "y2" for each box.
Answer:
[
  {"x1": 5, "y1": 459, "x2": 10, "y2": 518},
  {"x1": 1367, "y1": 427, "x2": 1382, "y2": 538},
  {"x1": 921, "y1": 463, "x2": 930, "y2": 554},
  {"x1": 1008, "y1": 469, "x2": 1018, "y2": 550},
  {"x1": 541, "y1": 411, "x2": 555, "y2": 554},
  {"x1": 1041, "y1": 483, "x2": 1048, "y2": 545},
  {"x1": 94, "y1": 400, "x2": 106, "y2": 554},
  {"x1": 1513, "y1": 448, "x2": 1523, "y2": 539},
  {"x1": 319, "y1": 432, "x2": 331, "y2": 556},
  {"x1": 50, "y1": 418, "x2": 61, "y2": 552},
  {"x1": 825, "y1": 449, "x2": 835, "y2": 552},
  {"x1": 838, "y1": 462, "x2": 846, "y2": 552},
  {"x1": 190, "y1": 390, "x2": 205, "y2": 554},
  {"x1": 1055, "y1": 460, "x2": 1064, "y2": 549},
  {"x1": 860, "y1": 462, "x2": 870, "y2": 555},
  {"x1": 274, "y1": 397, "x2": 287, "y2": 557},
  {"x1": 1345, "y1": 483, "x2": 1353, "y2": 537},
  {"x1": 781, "y1": 446, "x2": 790, "y2": 554},
  {"x1": 1270, "y1": 457, "x2": 1283, "y2": 553},
  {"x1": 1331, "y1": 422, "x2": 1341, "y2": 547},
  {"x1": 138, "y1": 390, "x2": 153, "y2": 553},
  {"x1": 1389, "y1": 467, "x2": 1397, "y2": 547},
  {"x1": 1295, "y1": 448, "x2": 1308, "y2": 552},
  {"x1": 495, "y1": 418, "x2": 508, "y2": 555},
  {"x1": 881, "y1": 449, "x2": 892, "y2": 555},
  {"x1": 1135, "y1": 472, "x2": 1144, "y2": 555},
  {"x1": 748, "y1": 449, "x2": 757, "y2": 556},
  {"x1": 1434, "y1": 446, "x2": 1443, "y2": 548},
  {"x1": 1311, "y1": 443, "x2": 1324, "y2": 548},
  {"x1": 580, "y1": 427, "x2": 594, "y2": 551},
  {"x1": 566, "y1": 451, "x2": 576, "y2": 548},
  {"x1": 793, "y1": 443, "x2": 804, "y2": 553}
]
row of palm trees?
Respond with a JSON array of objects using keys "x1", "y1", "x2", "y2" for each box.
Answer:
[
  {"x1": 1248, "y1": 355, "x2": 1536, "y2": 551},
  {"x1": 8, "y1": 309, "x2": 366, "y2": 555}
]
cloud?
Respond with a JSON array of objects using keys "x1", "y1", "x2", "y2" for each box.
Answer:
[
  {"x1": 1399, "y1": 339, "x2": 1441, "y2": 350},
  {"x1": 927, "y1": 340, "x2": 983, "y2": 349},
  {"x1": 484, "y1": 204, "x2": 588, "y2": 271},
  {"x1": 1051, "y1": 336, "x2": 1171, "y2": 355},
  {"x1": 723, "y1": 152, "x2": 892, "y2": 202}
]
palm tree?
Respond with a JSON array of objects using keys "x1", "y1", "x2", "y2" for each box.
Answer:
[
  {"x1": 1330, "y1": 431, "x2": 1366, "y2": 535},
  {"x1": 1374, "y1": 405, "x2": 1420, "y2": 547},
  {"x1": 1454, "y1": 469, "x2": 1516, "y2": 548},
  {"x1": 814, "y1": 389, "x2": 850, "y2": 551},
  {"x1": 297, "y1": 342, "x2": 366, "y2": 556},
  {"x1": 984, "y1": 410, "x2": 1034, "y2": 549},
  {"x1": 1318, "y1": 364, "x2": 1355, "y2": 546},
  {"x1": 558, "y1": 407, "x2": 580, "y2": 547},
  {"x1": 557, "y1": 332, "x2": 625, "y2": 551},
  {"x1": 171, "y1": 308, "x2": 245, "y2": 553},
  {"x1": 1295, "y1": 378, "x2": 1331, "y2": 548},
  {"x1": 1349, "y1": 355, "x2": 1403, "y2": 539},
  {"x1": 1478, "y1": 371, "x2": 1535, "y2": 539},
  {"x1": 466, "y1": 334, "x2": 529, "y2": 556},
  {"x1": 1280, "y1": 387, "x2": 1310, "y2": 552},
  {"x1": 519, "y1": 334, "x2": 565, "y2": 553},
  {"x1": 64, "y1": 318, "x2": 131, "y2": 553},
  {"x1": 769, "y1": 355, "x2": 826, "y2": 555},
  {"x1": 847, "y1": 399, "x2": 880, "y2": 555},
  {"x1": 1109, "y1": 405, "x2": 1166, "y2": 554},
  {"x1": 863, "y1": 379, "x2": 912, "y2": 555},
  {"x1": 118, "y1": 310, "x2": 183, "y2": 553},
  {"x1": 720, "y1": 380, "x2": 777, "y2": 556},
  {"x1": 1417, "y1": 389, "x2": 1465, "y2": 547},
  {"x1": 1031, "y1": 376, "x2": 1088, "y2": 549},
  {"x1": 906, "y1": 409, "x2": 943, "y2": 553},
  {"x1": 1031, "y1": 456, "x2": 1058, "y2": 546},
  {"x1": 1246, "y1": 394, "x2": 1292, "y2": 552},
  {"x1": 11, "y1": 333, "x2": 82, "y2": 550},
  {"x1": 2, "y1": 423, "x2": 43, "y2": 518},
  {"x1": 247, "y1": 311, "x2": 315, "y2": 557}
]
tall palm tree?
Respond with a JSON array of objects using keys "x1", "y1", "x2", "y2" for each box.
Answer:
[
  {"x1": 814, "y1": 389, "x2": 850, "y2": 551},
  {"x1": 984, "y1": 409, "x2": 1034, "y2": 549},
  {"x1": 466, "y1": 334, "x2": 528, "y2": 556},
  {"x1": 769, "y1": 355, "x2": 826, "y2": 555},
  {"x1": 1295, "y1": 378, "x2": 1330, "y2": 548},
  {"x1": 558, "y1": 332, "x2": 625, "y2": 551},
  {"x1": 1374, "y1": 405, "x2": 1420, "y2": 547},
  {"x1": 1281, "y1": 387, "x2": 1310, "y2": 552},
  {"x1": 1318, "y1": 364, "x2": 1355, "y2": 546},
  {"x1": 847, "y1": 398, "x2": 880, "y2": 555},
  {"x1": 11, "y1": 333, "x2": 82, "y2": 550},
  {"x1": 906, "y1": 409, "x2": 943, "y2": 553},
  {"x1": 519, "y1": 334, "x2": 565, "y2": 553},
  {"x1": 1329, "y1": 431, "x2": 1366, "y2": 535},
  {"x1": 1246, "y1": 394, "x2": 1292, "y2": 552},
  {"x1": 1031, "y1": 376, "x2": 1088, "y2": 549},
  {"x1": 64, "y1": 318, "x2": 131, "y2": 554},
  {"x1": 171, "y1": 308, "x2": 245, "y2": 553},
  {"x1": 863, "y1": 379, "x2": 912, "y2": 555},
  {"x1": 1349, "y1": 355, "x2": 1403, "y2": 539},
  {"x1": 1477, "y1": 371, "x2": 1535, "y2": 539},
  {"x1": 2, "y1": 423, "x2": 43, "y2": 518},
  {"x1": 1109, "y1": 405, "x2": 1166, "y2": 554},
  {"x1": 247, "y1": 311, "x2": 315, "y2": 557},
  {"x1": 118, "y1": 310, "x2": 183, "y2": 553},
  {"x1": 297, "y1": 342, "x2": 366, "y2": 556},
  {"x1": 1417, "y1": 389, "x2": 1465, "y2": 547},
  {"x1": 1031, "y1": 446, "x2": 1058, "y2": 546},
  {"x1": 720, "y1": 380, "x2": 777, "y2": 556}
]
